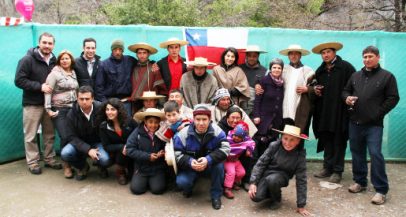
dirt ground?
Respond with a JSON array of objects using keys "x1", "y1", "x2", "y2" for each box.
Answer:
[{"x1": 1, "y1": 159, "x2": 405, "y2": 217}]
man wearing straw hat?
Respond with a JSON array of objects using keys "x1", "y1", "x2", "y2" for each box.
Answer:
[
  {"x1": 248, "y1": 125, "x2": 311, "y2": 216},
  {"x1": 133, "y1": 91, "x2": 166, "y2": 117},
  {"x1": 311, "y1": 42, "x2": 355, "y2": 183},
  {"x1": 239, "y1": 45, "x2": 267, "y2": 116},
  {"x1": 180, "y1": 57, "x2": 218, "y2": 108},
  {"x1": 157, "y1": 37, "x2": 188, "y2": 92}
]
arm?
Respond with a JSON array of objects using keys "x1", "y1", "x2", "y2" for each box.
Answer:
[
  {"x1": 44, "y1": 69, "x2": 58, "y2": 111},
  {"x1": 94, "y1": 62, "x2": 106, "y2": 101},
  {"x1": 125, "y1": 129, "x2": 151, "y2": 162},
  {"x1": 379, "y1": 74, "x2": 400, "y2": 116},
  {"x1": 206, "y1": 131, "x2": 230, "y2": 166},
  {"x1": 342, "y1": 74, "x2": 354, "y2": 103},
  {"x1": 253, "y1": 79, "x2": 264, "y2": 123},
  {"x1": 65, "y1": 110, "x2": 91, "y2": 154},
  {"x1": 249, "y1": 141, "x2": 277, "y2": 185},
  {"x1": 295, "y1": 150, "x2": 307, "y2": 209},
  {"x1": 15, "y1": 57, "x2": 42, "y2": 92},
  {"x1": 173, "y1": 131, "x2": 193, "y2": 170}
]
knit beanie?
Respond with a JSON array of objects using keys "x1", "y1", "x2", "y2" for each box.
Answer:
[
  {"x1": 233, "y1": 121, "x2": 249, "y2": 138},
  {"x1": 193, "y1": 104, "x2": 211, "y2": 118},
  {"x1": 211, "y1": 88, "x2": 231, "y2": 105},
  {"x1": 111, "y1": 39, "x2": 124, "y2": 51}
]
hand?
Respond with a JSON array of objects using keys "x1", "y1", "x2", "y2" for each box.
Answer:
[
  {"x1": 197, "y1": 157, "x2": 208, "y2": 170},
  {"x1": 296, "y1": 86, "x2": 308, "y2": 94},
  {"x1": 245, "y1": 150, "x2": 252, "y2": 157},
  {"x1": 191, "y1": 159, "x2": 201, "y2": 171},
  {"x1": 253, "y1": 117, "x2": 261, "y2": 125},
  {"x1": 150, "y1": 153, "x2": 159, "y2": 162},
  {"x1": 255, "y1": 84, "x2": 264, "y2": 95},
  {"x1": 248, "y1": 184, "x2": 257, "y2": 199},
  {"x1": 47, "y1": 110, "x2": 59, "y2": 118},
  {"x1": 157, "y1": 150, "x2": 165, "y2": 158},
  {"x1": 297, "y1": 207, "x2": 311, "y2": 216},
  {"x1": 346, "y1": 96, "x2": 358, "y2": 106},
  {"x1": 122, "y1": 145, "x2": 127, "y2": 156},
  {"x1": 314, "y1": 85, "x2": 324, "y2": 97},
  {"x1": 41, "y1": 83, "x2": 53, "y2": 94},
  {"x1": 88, "y1": 148, "x2": 100, "y2": 160},
  {"x1": 152, "y1": 63, "x2": 159, "y2": 72}
]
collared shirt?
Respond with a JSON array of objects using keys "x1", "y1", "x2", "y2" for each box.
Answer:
[
  {"x1": 83, "y1": 55, "x2": 96, "y2": 76},
  {"x1": 144, "y1": 125, "x2": 155, "y2": 146},
  {"x1": 80, "y1": 104, "x2": 94, "y2": 121},
  {"x1": 38, "y1": 49, "x2": 52, "y2": 66},
  {"x1": 168, "y1": 55, "x2": 183, "y2": 91}
]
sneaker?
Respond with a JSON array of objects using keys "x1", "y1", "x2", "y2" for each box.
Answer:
[
  {"x1": 211, "y1": 198, "x2": 222, "y2": 210},
  {"x1": 28, "y1": 163, "x2": 42, "y2": 175},
  {"x1": 329, "y1": 173, "x2": 342, "y2": 183},
  {"x1": 371, "y1": 193, "x2": 386, "y2": 205},
  {"x1": 314, "y1": 168, "x2": 332, "y2": 178},
  {"x1": 75, "y1": 163, "x2": 90, "y2": 181},
  {"x1": 44, "y1": 160, "x2": 62, "y2": 170},
  {"x1": 98, "y1": 166, "x2": 109, "y2": 179},
  {"x1": 223, "y1": 188, "x2": 234, "y2": 199},
  {"x1": 348, "y1": 183, "x2": 367, "y2": 193}
]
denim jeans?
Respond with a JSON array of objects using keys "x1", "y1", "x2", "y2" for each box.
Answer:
[
  {"x1": 176, "y1": 163, "x2": 224, "y2": 199},
  {"x1": 349, "y1": 122, "x2": 388, "y2": 194},
  {"x1": 61, "y1": 143, "x2": 110, "y2": 170},
  {"x1": 51, "y1": 107, "x2": 71, "y2": 148}
]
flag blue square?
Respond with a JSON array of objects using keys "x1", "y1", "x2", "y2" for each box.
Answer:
[{"x1": 185, "y1": 28, "x2": 207, "y2": 46}]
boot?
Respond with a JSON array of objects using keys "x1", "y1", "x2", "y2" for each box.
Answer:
[
  {"x1": 63, "y1": 161, "x2": 73, "y2": 179},
  {"x1": 115, "y1": 165, "x2": 127, "y2": 185},
  {"x1": 223, "y1": 187, "x2": 234, "y2": 199}
]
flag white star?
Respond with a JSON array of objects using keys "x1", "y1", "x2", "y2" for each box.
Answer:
[{"x1": 192, "y1": 33, "x2": 201, "y2": 41}]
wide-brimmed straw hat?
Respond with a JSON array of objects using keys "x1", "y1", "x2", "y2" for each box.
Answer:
[
  {"x1": 185, "y1": 57, "x2": 216, "y2": 67},
  {"x1": 134, "y1": 108, "x2": 166, "y2": 121},
  {"x1": 137, "y1": 91, "x2": 166, "y2": 100},
  {"x1": 159, "y1": 37, "x2": 189, "y2": 48},
  {"x1": 165, "y1": 139, "x2": 178, "y2": 174},
  {"x1": 272, "y1": 125, "x2": 309, "y2": 140},
  {"x1": 128, "y1": 42, "x2": 157, "y2": 54},
  {"x1": 279, "y1": 44, "x2": 310, "y2": 56},
  {"x1": 312, "y1": 42, "x2": 343, "y2": 54},
  {"x1": 243, "y1": 45, "x2": 267, "y2": 53}
]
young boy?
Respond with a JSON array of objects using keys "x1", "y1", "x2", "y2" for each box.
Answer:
[
  {"x1": 156, "y1": 100, "x2": 190, "y2": 143},
  {"x1": 248, "y1": 125, "x2": 311, "y2": 216}
]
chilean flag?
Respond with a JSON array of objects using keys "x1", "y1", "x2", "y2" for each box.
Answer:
[{"x1": 184, "y1": 28, "x2": 248, "y2": 68}]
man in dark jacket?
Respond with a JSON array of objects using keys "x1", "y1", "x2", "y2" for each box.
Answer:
[
  {"x1": 311, "y1": 42, "x2": 356, "y2": 183},
  {"x1": 74, "y1": 38, "x2": 101, "y2": 90},
  {"x1": 61, "y1": 86, "x2": 110, "y2": 180},
  {"x1": 14, "y1": 32, "x2": 62, "y2": 175},
  {"x1": 173, "y1": 104, "x2": 230, "y2": 210},
  {"x1": 342, "y1": 46, "x2": 399, "y2": 205},
  {"x1": 95, "y1": 39, "x2": 137, "y2": 115}
]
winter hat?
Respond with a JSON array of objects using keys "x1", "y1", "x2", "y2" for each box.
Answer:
[
  {"x1": 193, "y1": 104, "x2": 211, "y2": 118},
  {"x1": 233, "y1": 121, "x2": 249, "y2": 138},
  {"x1": 211, "y1": 88, "x2": 231, "y2": 105},
  {"x1": 111, "y1": 39, "x2": 124, "y2": 51}
]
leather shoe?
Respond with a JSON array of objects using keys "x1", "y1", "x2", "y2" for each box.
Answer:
[
  {"x1": 28, "y1": 163, "x2": 42, "y2": 175},
  {"x1": 211, "y1": 198, "x2": 222, "y2": 210}
]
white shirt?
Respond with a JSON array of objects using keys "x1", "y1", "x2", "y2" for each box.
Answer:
[{"x1": 80, "y1": 104, "x2": 94, "y2": 121}]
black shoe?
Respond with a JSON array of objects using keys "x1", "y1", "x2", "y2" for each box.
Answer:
[
  {"x1": 269, "y1": 201, "x2": 281, "y2": 210},
  {"x1": 182, "y1": 191, "x2": 192, "y2": 198},
  {"x1": 75, "y1": 163, "x2": 89, "y2": 181},
  {"x1": 314, "y1": 168, "x2": 332, "y2": 178},
  {"x1": 28, "y1": 164, "x2": 42, "y2": 175},
  {"x1": 211, "y1": 198, "x2": 222, "y2": 210},
  {"x1": 98, "y1": 167, "x2": 109, "y2": 179}
]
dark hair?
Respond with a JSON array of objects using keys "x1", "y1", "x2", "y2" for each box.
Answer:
[
  {"x1": 226, "y1": 106, "x2": 242, "y2": 119},
  {"x1": 83, "y1": 38, "x2": 97, "y2": 48},
  {"x1": 56, "y1": 50, "x2": 75, "y2": 71},
  {"x1": 164, "y1": 100, "x2": 180, "y2": 113},
  {"x1": 78, "y1": 85, "x2": 94, "y2": 97},
  {"x1": 221, "y1": 47, "x2": 239, "y2": 68},
  {"x1": 169, "y1": 89, "x2": 183, "y2": 97},
  {"x1": 269, "y1": 58, "x2": 284, "y2": 70},
  {"x1": 39, "y1": 32, "x2": 55, "y2": 43},
  {"x1": 96, "y1": 98, "x2": 128, "y2": 127},
  {"x1": 362, "y1": 46, "x2": 379, "y2": 56}
]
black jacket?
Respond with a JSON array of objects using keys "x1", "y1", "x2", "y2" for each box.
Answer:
[
  {"x1": 239, "y1": 62, "x2": 267, "y2": 87},
  {"x1": 99, "y1": 118, "x2": 138, "y2": 152},
  {"x1": 217, "y1": 116, "x2": 233, "y2": 136},
  {"x1": 15, "y1": 47, "x2": 56, "y2": 106},
  {"x1": 157, "y1": 55, "x2": 187, "y2": 90},
  {"x1": 342, "y1": 65, "x2": 399, "y2": 126},
  {"x1": 66, "y1": 101, "x2": 101, "y2": 154},
  {"x1": 74, "y1": 53, "x2": 101, "y2": 89},
  {"x1": 126, "y1": 124, "x2": 166, "y2": 175}
]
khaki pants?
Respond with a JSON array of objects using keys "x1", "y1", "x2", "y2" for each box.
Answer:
[{"x1": 23, "y1": 105, "x2": 56, "y2": 166}]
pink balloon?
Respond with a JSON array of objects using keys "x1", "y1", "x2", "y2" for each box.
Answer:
[{"x1": 15, "y1": 0, "x2": 35, "y2": 21}]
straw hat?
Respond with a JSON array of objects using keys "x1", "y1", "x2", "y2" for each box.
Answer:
[
  {"x1": 279, "y1": 44, "x2": 310, "y2": 56},
  {"x1": 137, "y1": 91, "x2": 166, "y2": 100},
  {"x1": 165, "y1": 139, "x2": 178, "y2": 174},
  {"x1": 133, "y1": 108, "x2": 166, "y2": 121},
  {"x1": 185, "y1": 57, "x2": 216, "y2": 67},
  {"x1": 312, "y1": 42, "x2": 343, "y2": 54},
  {"x1": 128, "y1": 42, "x2": 157, "y2": 54},
  {"x1": 159, "y1": 37, "x2": 189, "y2": 48},
  {"x1": 243, "y1": 45, "x2": 267, "y2": 53},
  {"x1": 272, "y1": 125, "x2": 309, "y2": 140}
]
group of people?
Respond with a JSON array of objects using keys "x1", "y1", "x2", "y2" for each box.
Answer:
[{"x1": 14, "y1": 32, "x2": 399, "y2": 215}]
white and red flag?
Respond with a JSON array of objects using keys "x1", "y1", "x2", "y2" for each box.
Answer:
[{"x1": 0, "y1": 17, "x2": 24, "y2": 26}]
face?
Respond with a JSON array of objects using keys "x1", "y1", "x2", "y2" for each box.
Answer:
[
  {"x1": 77, "y1": 92, "x2": 94, "y2": 111},
  {"x1": 232, "y1": 135, "x2": 244, "y2": 143},
  {"x1": 194, "y1": 115, "x2": 210, "y2": 134},
  {"x1": 246, "y1": 52, "x2": 259, "y2": 66},
  {"x1": 288, "y1": 51, "x2": 302, "y2": 64},
  {"x1": 224, "y1": 51, "x2": 236, "y2": 66},
  {"x1": 169, "y1": 92, "x2": 183, "y2": 106},
  {"x1": 321, "y1": 48, "x2": 336, "y2": 64},
  {"x1": 83, "y1": 41, "x2": 96, "y2": 60},
  {"x1": 218, "y1": 97, "x2": 231, "y2": 110},
  {"x1": 137, "y1": 49, "x2": 150, "y2": 63},
  {"x1": 105, "y1": 104, "x2": 118, "y2": 121},
  {"x1": 363, "y1": 52, "x2": 380, "y2": 69},
  {"x1": 226, "y1": 112, "x2": 242, "y2": 128},
  {"x1": 144, "y1": 117, "x2": 160, "y2": 133},
  {"x1": 193, "y1": 66, "x2": 206, "y2": 77},
  {"x1": 112, "y1": 48, "x2": 123, "y2": 60},
  {"x1": 281, "y1": 134, "x2": 301, "y2": 151},
  {"x1": 143, "y1": 99, "x2": 158, "y2": 109},
  {"x1": 38, "y1": 36, "x2": 55, "y2": 55},
  {"x1": 270, "y1": 64, "x2": 283, "y2": 78},
  {"x1": 165, "y1": 111, "x2": 180, "y2": 124},
  {"x1": 59, "y1": 54, "x2": 72, "y2": 70},
  {"x1": 167, "y1": 44, "x2": 181, "y2": 58}
]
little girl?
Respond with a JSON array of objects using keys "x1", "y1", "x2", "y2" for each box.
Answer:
[{"x1": 224, "y1": 121, "x2": 256, "y2": 199}]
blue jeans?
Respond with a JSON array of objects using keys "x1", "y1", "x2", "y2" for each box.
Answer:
[
  {"x1": 349, "y1": 122, "x2": 388, "y2": 194},
  {"x1": 61, "y1": 143, "x2": 110, "y2": 170},
  {"x1": 176, "y1": 163, "x2": 224, "y2": 199},
  {"x1": 51, "y1": 107, "x2": 71, "y2": 148}
]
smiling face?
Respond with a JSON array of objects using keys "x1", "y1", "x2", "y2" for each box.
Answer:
[
  {"x1": 226, "y1": 112, "x2": 242, "y2": 128},
  {"x1": 218, "y1": 96, "x2": 231, "y2": 110},
  {"x1": 270, "y1": 64, "x2": 283, "y2": 78},
  {"x1": 281, "y1": 134, "x2": 301, "y2": 151},
  {"x1": 246, "y1": 52, "x2": 259, "y2": 66},
  {"x1": 38, "y1": 36, "x2": 55, "y2": 56},
  {"x1": 59, "y1": 53, "x2": 72, "y2": 70},
  {"x1": 224, "y1": 51, "x2": 236, "y2": 66},
  {"x1": 105, "y1": 104, "x2": 118, "y2": 121},
  {"x1": 169, "y1": 92, "x2": 183, "y2": 107},
  {"x1": 144, "y1": 116, "x2": 160, "y2": 133},
  {"x1": 83, "y1": 41, "x2": 96, "y2": 60}
]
